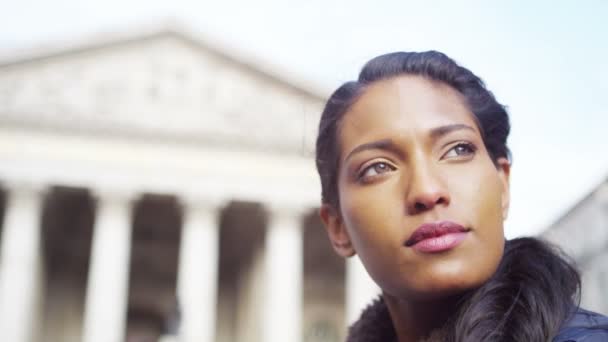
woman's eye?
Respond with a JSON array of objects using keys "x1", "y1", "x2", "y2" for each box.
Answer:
[
  {"x1": 443, "y1": 142, "x2": 476, "y2": 159},
  {"x1": 358, "y1": 162, "x2": 395, "y2": 181}
]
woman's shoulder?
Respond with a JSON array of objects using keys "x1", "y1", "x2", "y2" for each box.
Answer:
[{"x1": 553, "y1": 307, "x2": 608, "y2": 342}]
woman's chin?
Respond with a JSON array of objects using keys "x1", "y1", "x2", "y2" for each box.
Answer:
[
  {"x1": 411, "y1": 285, "x2": 473, "y2": 302},
  {"x1": 387, "y1": 273, "x2": 489, "y2": 303}
]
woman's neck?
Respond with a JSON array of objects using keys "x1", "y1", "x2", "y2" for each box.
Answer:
[{"x1": 383, "y1": 291, "x2": 463, "y2": 342}]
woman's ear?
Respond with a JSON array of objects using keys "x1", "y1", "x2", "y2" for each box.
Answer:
[
  {"x1": 319, "y1": 204, "x2": 355, "y2": 257},
  {"x1": 496, "y1": 157, "x2": 511, "y2": 220}
]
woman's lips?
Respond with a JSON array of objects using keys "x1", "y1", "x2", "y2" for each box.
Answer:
[{"x1": 404, "y1": 221, "x2": 470, "y2": 253}]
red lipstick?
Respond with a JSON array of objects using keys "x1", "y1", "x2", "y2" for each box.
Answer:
[{"x1": 405, "y1": 221, "x2": 469, "y2": 253}]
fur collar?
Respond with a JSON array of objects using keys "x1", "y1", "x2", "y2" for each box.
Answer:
[{"x1": 346, "y1": 296, "x2": 397, "y2": 342}]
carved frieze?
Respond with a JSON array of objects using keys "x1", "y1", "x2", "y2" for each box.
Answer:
[{"x1": 0, "y1": 34, "x2": 324, "y2": 153}]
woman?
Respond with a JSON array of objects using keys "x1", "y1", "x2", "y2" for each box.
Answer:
[{"x1": 315, "y1": 51, "x2": 608, "y2": 341}]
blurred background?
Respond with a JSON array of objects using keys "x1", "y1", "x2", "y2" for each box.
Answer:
[{"x1": 0, "y1": 1, "x2": 606, "y2": 341}]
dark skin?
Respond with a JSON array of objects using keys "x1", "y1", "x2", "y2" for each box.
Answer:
[{"x1": 320, "y1": 76, "x2": 511, "y2": 341}]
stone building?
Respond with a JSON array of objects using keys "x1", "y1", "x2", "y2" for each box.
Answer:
[
  {"x1": 542, "y1": 179, "x2": 608, "y2": 315},
  {"x1": 0, "y1": 27, "x2": 379, "y2": 342}
]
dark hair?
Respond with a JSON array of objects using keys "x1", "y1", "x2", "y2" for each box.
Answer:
[
  {"x1": 447, "y1": 237, "x2": 580, "y2": 341},
  {"x1": 315, "y1": 51, "x2": 580, "y2": 341}
]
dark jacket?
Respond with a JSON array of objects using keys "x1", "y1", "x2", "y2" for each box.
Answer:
[
  {"x1": 347, "y1": 297, "x2": 608, "y2": 342},
  {"x1": 554, "y1": 308, "x2": 608, "y2": 342}
]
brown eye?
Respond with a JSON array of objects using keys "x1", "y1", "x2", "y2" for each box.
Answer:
[
  {"x1": 359, "y1": 162, "x2": 396, "y2": 181},
  {"x1": 443, "y1": 142, "x2": 477, "y2": 159}
]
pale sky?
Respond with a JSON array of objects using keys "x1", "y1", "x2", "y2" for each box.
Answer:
[{"x1": 1, "y1": 0, "x2": 607, "y2": 238}]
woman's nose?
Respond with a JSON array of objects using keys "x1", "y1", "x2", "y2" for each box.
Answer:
[{"x1": 405, "y1": 164, "x2": 450, "y2": 215}]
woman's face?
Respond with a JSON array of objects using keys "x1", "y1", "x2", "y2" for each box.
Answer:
[{"x1": 321, "y1": 75, "x2": 510, "y2": 301}]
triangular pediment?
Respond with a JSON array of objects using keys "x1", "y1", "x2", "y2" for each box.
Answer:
[{"x1": 0, "y1": 29, "x2": 325, "y2": 154}]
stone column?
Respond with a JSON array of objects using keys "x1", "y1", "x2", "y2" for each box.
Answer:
[
  {"x1": 346, "y1": 256, "x2": 380, "y2": 325},
  {"x1": 177, "y1": 198, "x2": 222, "y2": 342},
  {"x1": 0, "y1": 184, "x2": 45, "y2": 342},
  {"x1": 263, "y1": 205, "x2": 304, "y2": 342},
  {"x1": 82, "y1": 190, "x2": 136, "y2": 342}
]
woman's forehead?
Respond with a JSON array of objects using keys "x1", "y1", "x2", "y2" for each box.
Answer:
[{"x1": 339, "y1": 76, "x2": 479, "y2": 146}]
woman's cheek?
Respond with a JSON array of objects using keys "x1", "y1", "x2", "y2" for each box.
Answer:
[
  {"x1": 342, "y1": 184, "x2": 399, "y2": 244},
  {"x1": 473, "y1": 175, "x2": 506, "y2": 241}
]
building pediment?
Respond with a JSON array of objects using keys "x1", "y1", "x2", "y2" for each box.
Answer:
[{"x1": 0, "y1": 30, "x2": 325, "y2": 154}]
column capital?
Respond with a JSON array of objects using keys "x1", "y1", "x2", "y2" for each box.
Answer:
[
  {"x1": 264, "y1": 201, "x2": 313, "y2": 221},
  {"x1": 1, "y1": 181, "x2": 47, "y2": 197},
  {"x1": 89, "y1": 188, "x2": 140, "y2": 205},
  {"x1": 178, "y1": 193, "x2": 227, "y2": 212}
]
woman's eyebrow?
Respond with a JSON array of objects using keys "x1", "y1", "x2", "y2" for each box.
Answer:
[
  {"x1": 344, "y1": 139, "x2": 403, "y2": 163},
  {"x1": 343, "y1": 124, "x2": 475, "y2": 163},
  {"x1": 429, "y1": 124, "x2": 476, "y2": 140}
]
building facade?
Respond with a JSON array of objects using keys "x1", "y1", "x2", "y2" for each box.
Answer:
[
  {"x1": 0, "y1": 28, "x2": 379, "y2": 342},
  {"x1": 542, "y1": 180, "x2": 608, "y2": 315}
]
